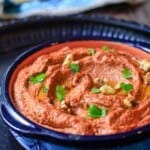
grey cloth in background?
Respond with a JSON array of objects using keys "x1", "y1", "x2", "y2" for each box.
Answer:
[{"x1": 1, "y1": 0, "x2": 145, "y2": 18}]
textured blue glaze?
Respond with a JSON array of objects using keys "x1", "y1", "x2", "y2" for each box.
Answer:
[{"x1": 10, "y1": 129, "x2": 150, "y2": 150}]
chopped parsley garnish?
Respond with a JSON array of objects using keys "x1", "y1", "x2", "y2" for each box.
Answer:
[
  {"x1": 56, "y1": 85, "x2": 66, "y2": 102},
  {"x1": 42, "y1": 86, "x2": 48, "y2": 93},
  {"x1": 29, "y1": 73, "x2": 46, "y2": 84},
  {"x1": 102, "y1": 45, "x2": 114, "y2": 52},
  {"x1": 91, "y1": 88, "x2": 101, "y2": 94},
  {"x1": 122, "y1": 68, "x2": 132, "y2": 79},
  {"x1": 88, "y1": 105, "x2": 107, "y2": 118},
  {"x1": 69, "y1": 63, "x2": 80, "y2": 73},
  {"x1": 87, "y1": 48, "x2": 95, "y2": 56},
  {"x1": 102, "y1": 46, "x2": 110, "y2": 51},
  {"x1": 120, "y1": 83, "x2": 133, "y2": 93}
]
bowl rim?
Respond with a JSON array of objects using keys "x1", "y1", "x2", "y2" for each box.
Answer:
[{"x1": 1, "y1": 39, "x2": 150, "y2": 143}]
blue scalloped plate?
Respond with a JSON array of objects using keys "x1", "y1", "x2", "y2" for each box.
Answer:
[
  {"x1": 0, "y1": 16, "x2": 150, "y2": 150},
  {"x1": 9, "y1": 129, "x2": 150, "y2": 150}
]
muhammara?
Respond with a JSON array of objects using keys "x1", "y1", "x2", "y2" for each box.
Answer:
[{"x1": 11, "y1": 42, "x2": 150, "y2": 135}]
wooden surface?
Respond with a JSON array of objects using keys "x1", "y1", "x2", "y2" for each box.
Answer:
[{"x1": 85, "y1": 1, "x2": 150, "y2": 26}]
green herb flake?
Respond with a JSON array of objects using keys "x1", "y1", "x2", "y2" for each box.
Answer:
[
  {"x1": 56, "y1": 85, "x2": 66, "y2": 102},
  {"x1": 87, "y1": 48, "x2": 95, "y2": 56},
  {"x1": 102, "y1": 46, "x2": 110, "y2": 52},
  {"x1": 42, "y1": 86, "x2": 48, "y2": 93},
  {"x1": 91, "y1": 88, "x2": 101, "y2": 94},
  {"x1": 102, "y1": 46, "x2": 115, "y2": 52},
  {"x1": 122, "y1": 68, "x2": 132, "y2": 79},
  {"x1": 120, "y1": 83, "x2": 133, "y2": 93},
  {"x1": 69, "y1": 63, "x2": 80, "y2": 73},
  {"x1": 29, "y1": 73, "x2": 46, "y2": 84},
  {"x1": 88, "y1": 105, "x2": 107, "y2": 118}
]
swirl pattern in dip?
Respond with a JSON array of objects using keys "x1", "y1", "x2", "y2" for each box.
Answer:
[{"x1": 11, "y1": 42, "x2": 150, "y2": 135}]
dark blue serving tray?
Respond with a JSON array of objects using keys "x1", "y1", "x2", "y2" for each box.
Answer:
[
  {"x1": 0, "y1": 15, "x2": 150, "y2": 53},
  {"x1": 0, "y1": 15, "x2": 150, "y2": 150}
]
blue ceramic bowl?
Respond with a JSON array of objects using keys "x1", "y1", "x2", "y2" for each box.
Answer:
[{"x1": 1, "y1": 39, "x2": 150, "y2": 149}]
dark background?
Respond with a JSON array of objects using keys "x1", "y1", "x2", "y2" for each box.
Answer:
[{"x1": 0, "y1": 1, "x2": 150, "y2": 150}]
